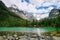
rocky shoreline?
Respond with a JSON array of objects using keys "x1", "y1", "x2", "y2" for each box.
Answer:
[{"x1": 0, "y1": 31, "x2": 60, "y2": 40}]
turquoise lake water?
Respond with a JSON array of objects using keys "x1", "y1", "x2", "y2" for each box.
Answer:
[{"x1": 0, "y1": 27, "x2": 59, "y2": 32}]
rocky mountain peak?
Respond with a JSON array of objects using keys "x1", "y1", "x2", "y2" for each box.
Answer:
[{"x1": 49, "y1": 9, "x2": 60, "y2": 18}]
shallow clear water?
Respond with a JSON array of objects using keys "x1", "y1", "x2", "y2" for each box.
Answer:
[{"x1": 0, "y1": 27, "x2": 57, "y2": 32}]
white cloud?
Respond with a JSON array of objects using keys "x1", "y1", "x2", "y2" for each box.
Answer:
[
  {"x1": 2, "y1": 0, "x2": 21, "y2": 7},
  {"x1": 33, "y1": 13, "x2": 49, "y2": 20},
  {"x1": 2, "y1": 0, "x2": 60, "y2": 13},
  {"x1": 35, "y1": 8, "x2": 50, "y2": 13},
  {"x1": 30, "y1": 0, "x2": 44, "y2": 6},
  {"x1": 48, "y1": 7, "x2": 54, "y2": 10},
  {"x1": 42, "y1": 2, "x2": 54, "y2": 6},
  {"x1": 57, "y1": 0, "x2": 60, "y2": 9},
  {"x1": 19, "y1": 2, "x2": 28, "y2": 10},
  {"x1": 2, "y1": 0, "x2": 13, "y2": 7},
  {"x1": 41, "y1": 13, "x2": 49, "y2": 18},
  {"x1": 26, "y1": 4, "x2": 36, "y2": 12}
]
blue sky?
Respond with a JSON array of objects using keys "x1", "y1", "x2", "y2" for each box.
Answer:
[{"x1": 2, "y1": 0, "x2": 60, "y2": 20}]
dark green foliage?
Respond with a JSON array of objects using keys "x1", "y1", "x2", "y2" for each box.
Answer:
[
  {"x1": 30, "y1": 15, "x2": 60, "y2": 28},
  {"x1": 0, "y1": 9, "x2": 30, "y2": 27},
  {"x1": 38, "y1": 16, "x2": 60, "y2": 27}
]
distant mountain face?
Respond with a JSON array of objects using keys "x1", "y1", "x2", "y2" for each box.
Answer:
[
  {"x1": 49, "y1": 9, "x2": 60, "y2": 18},
  {"x1": 24, "y1": 11, "x2": 36, "y2": 21},
  {"x1": 8, "y1": 4, "x2": 36, "y2": 21}
]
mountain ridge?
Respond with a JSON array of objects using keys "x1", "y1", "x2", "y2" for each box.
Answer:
[{"x1": 8, "y1": 4, "x2": 36, "y2": 21}]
